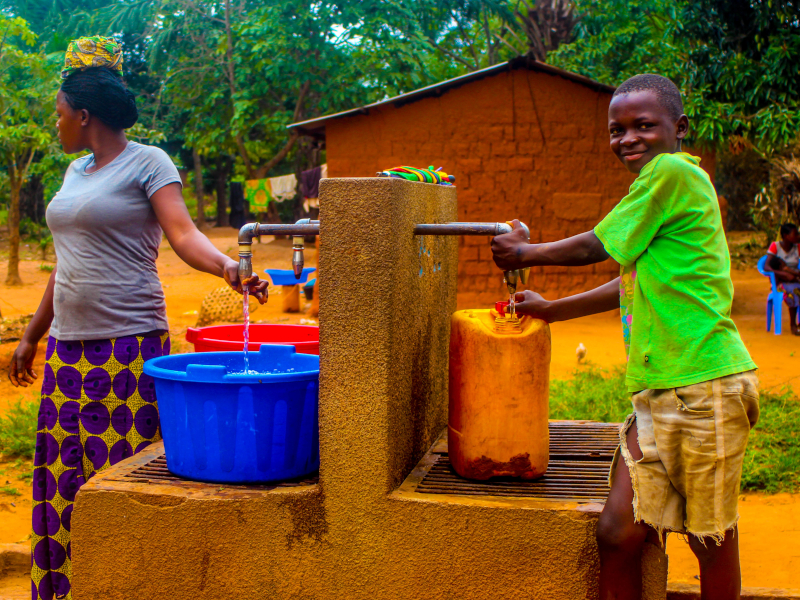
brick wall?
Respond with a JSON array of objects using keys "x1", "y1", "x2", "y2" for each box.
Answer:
[{"x1": 325, "y1": 66, "x2": 717, "y2": 309}]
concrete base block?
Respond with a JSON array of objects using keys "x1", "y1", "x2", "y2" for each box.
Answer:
[{"x1": 71, "y1": 179, "x2": 667, "y2": 600}]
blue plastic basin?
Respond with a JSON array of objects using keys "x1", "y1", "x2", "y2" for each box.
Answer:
[
  {"x1": 143, "y1": 344, "x2": 319, "y2": 483},
  {"x1": 265, "y1": 267, "x2": 316, "y2": 286}
]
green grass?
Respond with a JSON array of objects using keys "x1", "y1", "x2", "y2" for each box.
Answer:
[
  {"x1": 551, "y1": 364, "x2": 631, "y2": 423},
  {"x1": 550, "y1": 364, "x2": 800, "y2": 493},
  {"x1": 0, "y1": 398, "x2": 38, "y2": 460},
  {"x1": 0, "y1": 485, "x2": 21, "y2": 496},
  {"x1": 38, "y1": 263, "x2": 54, "y2": 272}
]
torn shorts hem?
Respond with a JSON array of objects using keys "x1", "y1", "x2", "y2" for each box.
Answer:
[{"x1": 610, "y1": 414, "x2": 737, "y2": 547}]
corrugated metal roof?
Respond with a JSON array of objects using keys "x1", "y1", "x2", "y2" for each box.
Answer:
[{"x1": 288, "y1": 56, "x2": 616, "y2": 136}]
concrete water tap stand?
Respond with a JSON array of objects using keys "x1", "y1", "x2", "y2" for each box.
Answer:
[{"x1": 71, "y1": 178, "x2": 667, "y2": 600}]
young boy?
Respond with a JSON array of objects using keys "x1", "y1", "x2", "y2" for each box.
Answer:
[
  {"x1": 765, "y1": 223, "x2": 800, "y2": 334},
  {"x1": 491, "y1": 74, "x2": 758, "y2": 600}
]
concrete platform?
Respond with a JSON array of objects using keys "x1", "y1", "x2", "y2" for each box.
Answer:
[{"x1": 72, "y1": 179, "x2": 664, "y2": 599}]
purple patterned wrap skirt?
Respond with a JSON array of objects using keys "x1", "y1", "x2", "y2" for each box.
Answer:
[{"x1": 30, "y1": 333, "x2": 170, "y2": 600}]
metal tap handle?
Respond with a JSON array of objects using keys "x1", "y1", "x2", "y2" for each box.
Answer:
[
  {"x1": 500, "y1": 221, "x2": 530, "y2": 318},
  {"x1": 292, "y1": 218, "x2": 313, "y2": 279}
]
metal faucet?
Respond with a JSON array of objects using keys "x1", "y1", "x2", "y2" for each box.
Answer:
[
  {"x1": 414, "y1": 221, "x2": 531, "y2": 317},
  {"x1": 238, "y1": 219, "x2": 320, "y2": 285}
]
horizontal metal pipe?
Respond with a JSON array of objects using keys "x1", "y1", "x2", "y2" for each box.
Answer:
[
  {"x1": 256, "y1": 223, "x2": 320, "y2": 237},
  {"x1": 413, "y1": 222, "x2": 512, "y2": 236}
]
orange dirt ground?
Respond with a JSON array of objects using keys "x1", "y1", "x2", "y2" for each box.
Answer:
[{"x1": 1, "y1": 228, "x2": 799, "y2": 591}]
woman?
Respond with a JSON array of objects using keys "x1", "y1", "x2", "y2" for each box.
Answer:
[
  {"x1": 7, "y1": 36, "x2": 267, "y2": 600},
  {"x1": 764, "y1": 223, "x2": 800, "y2": 335}
]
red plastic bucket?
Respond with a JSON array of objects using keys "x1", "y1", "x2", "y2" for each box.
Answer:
[{"x1": 185, "y1": 324, "x2": 320, "y2": 355}]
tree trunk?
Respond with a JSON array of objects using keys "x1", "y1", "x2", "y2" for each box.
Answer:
[
  {"x1": 20, "y1": 175, "x2": 45, "y2": 222},
  {"x1": 193, "y1": 148, "x2": 208, "y2": 230},
  {"x1": 216, "y1": 156, "x2": 230, "y2": 228},
  {"x1": 6, "y1": 169, "x2": 23, "y2": 286}
]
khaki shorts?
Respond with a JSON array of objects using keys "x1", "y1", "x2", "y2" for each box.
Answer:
[{"x1": 611, "y1": 370, "x2": 760, "y2": 543}]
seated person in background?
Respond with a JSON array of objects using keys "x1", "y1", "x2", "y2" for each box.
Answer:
[{"x1": 765, "y1": 223, "x2": 800, "y2": 335}]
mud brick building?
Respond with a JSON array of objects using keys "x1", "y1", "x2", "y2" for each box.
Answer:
[{"x1": 290, "y1": 57, "x2": 717, "y2": 308}]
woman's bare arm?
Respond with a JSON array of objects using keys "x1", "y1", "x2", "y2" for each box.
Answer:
[
  {"x1": 149, "y1": 182, "x2": 267, "y2": 302},
  {"x1": 8, "y1": 268, "x2": 56, "y2": 386}
]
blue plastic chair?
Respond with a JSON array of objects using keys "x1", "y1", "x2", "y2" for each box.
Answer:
[{"x1": 757, "y1": 255, "x2": 800, "y2": 335}]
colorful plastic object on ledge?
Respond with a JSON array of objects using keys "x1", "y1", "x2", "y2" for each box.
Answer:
[
  {"x1": 186, "y1": 324, "x2": 319, "y2": 355},
  {"x1": 265, "y1": 267, "x2": 316, "y2": 286},
  {"x1": 143, "y1": 344, "x2": 320, "y2": 483},
  {"x1": 377, "y1": 165, "x2": 455, "y2": 186}
]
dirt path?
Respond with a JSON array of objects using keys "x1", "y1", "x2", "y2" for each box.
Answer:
[{"x1": 1, "y1": 229, "x2": 799, "y2": 590}]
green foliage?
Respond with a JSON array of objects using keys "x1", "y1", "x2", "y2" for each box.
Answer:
[
  {"x1": 550, "y1": 365, "x2": 800, "y2": 493},
  {"x1": 742, "y1": 389, "x2": 800, "y2": 493},
  {"x1": 547, "y1": 0, "x2": 679, "y2": 87},
  {"x1": 0, "y1": 398, "x2": 38, "y2": 460},
  {"x1": 550, "y1": 363, "x2": 631, "y2": 423},
  {"x1": 717, "y1": 148, "x2": 770, "y2": 230},
  {"x1": 0, "y1": 17, "x2": 58, "y2": 162},
  {"x1": 19, "y1": 217, "x2": 50, "y2": 240},
  {"x1": 0, "y1": 485, "x2": 21, "y2": 496},
  {"x1": 548, "y1": 0, "x2": 800, "y2": 155}
]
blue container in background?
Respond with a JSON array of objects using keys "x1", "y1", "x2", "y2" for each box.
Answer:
[
  {"x1": 265, "y1": 267, "x2": 316, "y2": 286},
  {"x1": 143, "y1": 344, "x2": 319, "y2": 483}
]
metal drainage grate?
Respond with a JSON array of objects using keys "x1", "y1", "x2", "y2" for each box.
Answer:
[
  {"x1": 416, "y1": 422, "x2": 620, "y2": 502},
  {"x1": 123, "y1": 455, "x2": 319, "y2": 490}
]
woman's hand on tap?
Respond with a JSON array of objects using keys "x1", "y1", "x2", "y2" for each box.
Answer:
[
  {"x1": 512, "y1": 290, "x2": 554, "y2": 322},
  {"x1": 491, "y1": 220, "x2": 530, "y2": 271},
  {"x1": 223, "y1": 260, "x2": 269, "y2": 304}
]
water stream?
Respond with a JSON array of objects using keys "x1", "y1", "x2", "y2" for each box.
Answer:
[{"x1": 242, "y1": 283, "x2": 250, "y2": 372}]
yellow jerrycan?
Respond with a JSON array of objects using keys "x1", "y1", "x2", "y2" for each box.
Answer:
[{"x1": 448, "y1": 305, "x2": 550, "y2": 480}]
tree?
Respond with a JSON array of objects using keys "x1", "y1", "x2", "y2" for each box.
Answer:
[
  {"x1": 96, "y1": 0, "x2": 471, "y2": 222},
  {"x1": 675, "y1": 0, "x2": 800, "y2": 154},
  {"x1": 496, "y1": 0, "x2": 577, "y2": 62},
  {"x1": 548, "y1": 0, "x2": 800, "y2": 155},
  {"x1": 0, "y1": 16, "x2": 56, "y2": 285}
]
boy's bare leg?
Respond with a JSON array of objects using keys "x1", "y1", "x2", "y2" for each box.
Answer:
[
  {"x1": 597, "y1": 421, "x2": 655, "y2": 600},
  {"x1": 688, "y1": 528, "x2": 741, "y2": 600}
]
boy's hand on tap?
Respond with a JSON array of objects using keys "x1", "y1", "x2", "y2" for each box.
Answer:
[
  {"x1": 223, "y1": 261, "x2": 269, "y2": 304},
  {"x1": 491, "y1": 219, "x2": 530, "y2": 271},
  {"x1": 512, "y1": 290, "x2": 554, "y2": 322}
]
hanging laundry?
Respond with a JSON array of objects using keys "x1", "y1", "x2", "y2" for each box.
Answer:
[
  {"x1": 299, "y1": 165, "x2": 324, "y2": 201},
  {"x1": 244, "y1": 179, "x2": 272, "y2": 212},
  {"x1": 299, "y1": 163, "x2": 327, "y2": 213},
  {"x1": 229, "y1": 182, "x2": 246, "y2": 229},
  {"x1": 303, "y1": 197, "x2": 320, "y2": 213},
  {"x1": 269, "y1": 173, "x2": 298, "y2": 203}
]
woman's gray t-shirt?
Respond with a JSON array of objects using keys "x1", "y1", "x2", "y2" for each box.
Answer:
[{"x1": 46, "y1": 142, "x2": 181, "y2": 340}]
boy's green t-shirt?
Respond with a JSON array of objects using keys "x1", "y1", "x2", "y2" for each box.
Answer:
[{"x1": 594, "y1": 152, "x2": 756, "y2": 392}]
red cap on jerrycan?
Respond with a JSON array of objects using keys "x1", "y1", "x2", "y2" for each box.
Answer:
[{"x1": 493, "y1": 300, "x2": 523, "y2": 333}]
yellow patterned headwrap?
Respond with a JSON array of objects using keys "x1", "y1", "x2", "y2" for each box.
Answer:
[{"x1": 62, "y1": 36, "x2": 123, "y2": 79}]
